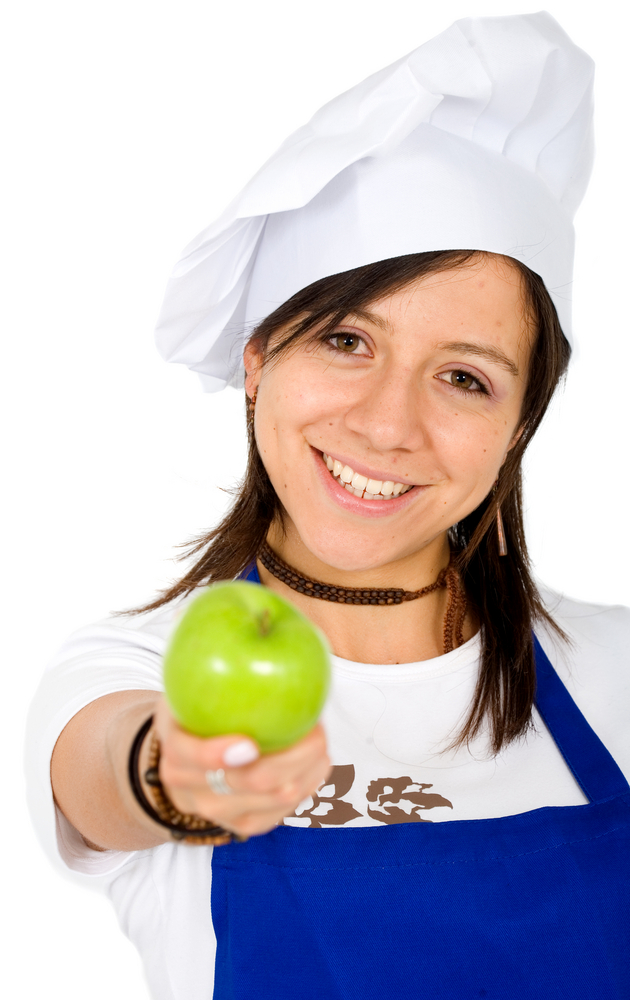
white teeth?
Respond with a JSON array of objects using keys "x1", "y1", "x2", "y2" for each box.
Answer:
[
  {"x1": 340, "y1": 465, "x2": 354, "y2": 484},
  {"x1": 324, "y1": 452, "x2": 412, "y2": 500}
]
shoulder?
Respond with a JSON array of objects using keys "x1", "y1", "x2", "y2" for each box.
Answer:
[
  {"x1": 29, "y1": 592, "x2": 204, "y2": 728},
  {"x1": 46, "y1": 591, "x2": 199, "y2": 665},
  {"x1": 28, "y1": 592, "x2": 200, "y2": 776},
  {"x1": 537, "y1": 587, "x2": 630, "y2": 663},
  {"x1": 30, "y1": 587, "x2": 209, "y2": 727},
  {"x1": 535, "y1": 587, "x2": 630, "y2": 772}
]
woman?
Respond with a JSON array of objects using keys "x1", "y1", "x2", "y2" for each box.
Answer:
[{"x1": 27, "y1": 13, "x2": 630, "y2": 999}]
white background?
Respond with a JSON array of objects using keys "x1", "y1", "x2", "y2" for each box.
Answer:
[{"x1": 4, "y1": 1, "x2": 629, "y2": 996}]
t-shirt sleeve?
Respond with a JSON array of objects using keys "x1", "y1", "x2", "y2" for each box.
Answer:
[{"x1": 24, "y1": 610, "x2": 172, "y2": 887}]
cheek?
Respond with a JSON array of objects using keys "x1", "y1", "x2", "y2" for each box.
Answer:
[
  {"x1": 254, "y1": 378, "x2": 326, "y2": 468},
  {"x1": 261, "y1": 371, "x2": 347, "y2": 442},
  {"x1": 431, "y1": 410, "x2": 513, "y2": 483}
]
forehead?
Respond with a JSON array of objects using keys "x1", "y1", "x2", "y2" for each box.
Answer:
[
  {"x1": 370, "y1": 256, "x2": 526, "y2": 324},
  {"x1": 354, "y1": 255, "x2": 534, "y2": 367}
]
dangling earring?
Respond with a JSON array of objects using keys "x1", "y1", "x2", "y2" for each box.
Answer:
[
  {"x1": 496, "y1": 506, "x2": 508, "y2": 557},
  {"x1": 247, "y1": 388, "x2": 257, "y2": 433},
  {"x1": 492, "y1": 480, "x2": 508, "y2": 557}
]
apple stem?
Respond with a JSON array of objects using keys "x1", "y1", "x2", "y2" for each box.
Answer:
[{"x1": 258, "y1": 608, "x2": 271, "y2": 637}]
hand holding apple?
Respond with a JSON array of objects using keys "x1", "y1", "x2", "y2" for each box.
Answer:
[{"x1": 152, "y1": 694, "x2": 331, "y2": 837}]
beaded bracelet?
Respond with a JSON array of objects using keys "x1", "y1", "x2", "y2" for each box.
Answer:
[{"x1": 128, "y1": 716, "x2": 246, "y2": 846}]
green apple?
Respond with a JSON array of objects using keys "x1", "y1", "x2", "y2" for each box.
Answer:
[{"x1": 163, "y1": 581, "x2": 331, "y2": 753}]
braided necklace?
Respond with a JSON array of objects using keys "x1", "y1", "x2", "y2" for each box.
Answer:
[{"x1": 258, "y1": 541, "x2": 467, "y2": 653}]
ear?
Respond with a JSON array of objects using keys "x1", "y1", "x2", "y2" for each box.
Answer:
[
  {"x1": 243, "y1": 338, "x2": 265, "y2": 399},
  {"x1": 502, "y1": 424, "x2": 524, "y2": 463}
]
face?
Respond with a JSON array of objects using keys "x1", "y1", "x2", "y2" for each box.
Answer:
[{"x1": 244, "y1": 255, "x2": 532, "y2": 576}]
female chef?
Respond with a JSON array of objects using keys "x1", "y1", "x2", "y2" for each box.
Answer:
[{"x1": 28, "y1": 12, "x2": 630, "y2": 999}]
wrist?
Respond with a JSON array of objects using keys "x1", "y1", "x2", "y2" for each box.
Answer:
[{"x1": 128, "y1": 717, "x2": 246, "y2": 846}]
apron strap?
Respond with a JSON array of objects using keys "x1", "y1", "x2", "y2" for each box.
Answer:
[
  {"x1": 240, "y1": 562, "x2": 261, "y2": 584},
  {"x1": 533, "y1": 634, "x2": 629, "y2": 803}
]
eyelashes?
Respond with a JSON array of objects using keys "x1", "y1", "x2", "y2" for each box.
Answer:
[
  {"x1": 434, "y1": 370, "x2": 490, "y2": 396},
  {"x1": 321, "y1": 332, "x2": 492, "y2": 397}
]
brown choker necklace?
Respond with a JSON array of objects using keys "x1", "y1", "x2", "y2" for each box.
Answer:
[{"x1": 258, "y1": 541, "x2": 467, "y2": 653}]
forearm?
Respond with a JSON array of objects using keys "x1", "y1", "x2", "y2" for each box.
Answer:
[
  {"x1": 51, "y1": 690, "x2": 170, "y2": 852},
  {"x1": 51, "y1": 687, "x2": 331, "y2": 850}
]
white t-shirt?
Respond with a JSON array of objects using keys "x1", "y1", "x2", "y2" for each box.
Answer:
[{"x1": 25, "y1": 589, "x2": 630, "y2": 1000}]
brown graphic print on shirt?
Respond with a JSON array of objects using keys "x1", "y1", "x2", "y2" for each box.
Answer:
[
  {"x1": 366, "y1": 777, "x2": 453, "y2": 823},
  {"x1": 283, "y1": 766, "x2": 453, "y2": 826},
  {"x1": 281, "y1": 764, "x2": 364, "y2": 828}
]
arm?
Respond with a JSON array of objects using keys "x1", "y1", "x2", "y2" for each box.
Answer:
[{"x1": 51, "y1": 690, "x2": 330, "y2": 852}]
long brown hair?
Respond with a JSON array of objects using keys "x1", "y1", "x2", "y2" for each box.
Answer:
[{"x1": 132, "y1": 251, "x2": 571, "y2": 753}]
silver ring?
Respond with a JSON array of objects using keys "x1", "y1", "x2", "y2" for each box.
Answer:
[{"x1": 205, "y1": 767, "x2": 233, "y2": 795}]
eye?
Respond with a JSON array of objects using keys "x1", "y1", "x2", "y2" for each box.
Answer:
[
  {"x1": 326, "y1": 332, "x2": 368, "y2": 355},
  {"x1": 436, "y1": 370, "x2": 489, "y2": 394}
]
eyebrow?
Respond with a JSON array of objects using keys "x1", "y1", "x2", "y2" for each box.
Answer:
[
  {"x1": 435, "y1": 341, "x2": 520, "y2": 377},
  {"x1": 346, "y1": 308, "x2": 392, "y2": 332},
  {"x1": 343, "y1": 312, "x2": 521, "y2": 377}
]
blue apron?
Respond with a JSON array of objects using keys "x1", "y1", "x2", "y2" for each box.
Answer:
[{"x1": 211, "y1": 566, "x2": 630, "y2": 998}]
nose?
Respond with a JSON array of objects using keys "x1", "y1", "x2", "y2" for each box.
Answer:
[{"x1": 343, "y1": 368, "x2": 427, "y2": 453}]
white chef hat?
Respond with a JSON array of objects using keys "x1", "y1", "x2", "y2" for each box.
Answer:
[{"x1": 155, "y1": 11, "x2": 594, "y2": 392}]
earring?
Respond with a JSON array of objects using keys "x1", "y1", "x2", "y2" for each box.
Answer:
[
  {"x1": 496, "y1": 506, "x2": 508, "y2": 557},
  {"x1": 492, "y1": 480, "x2": 508, "y2": 557}
]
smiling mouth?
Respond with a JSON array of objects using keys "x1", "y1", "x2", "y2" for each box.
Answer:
[{"x1": 322, "y1": 453, "x2": 414, "y2": 500}]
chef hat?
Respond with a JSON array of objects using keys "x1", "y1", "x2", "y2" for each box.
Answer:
[{"x1": 155, "y1": 11, "x2": 594, "y2": 392}]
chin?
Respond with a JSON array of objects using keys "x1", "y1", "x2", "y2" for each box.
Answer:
[{"x1": 297, "y1": 525, "x2": 417, "y2": 574}]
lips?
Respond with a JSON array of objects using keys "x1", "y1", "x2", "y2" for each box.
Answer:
[{"x1": 311, "y1": 449, "x2": 422, "y2": 519}]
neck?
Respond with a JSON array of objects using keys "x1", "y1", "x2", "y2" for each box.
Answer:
[{"x1": 259, "y1": 521, "x2": 473, "y2": 664}]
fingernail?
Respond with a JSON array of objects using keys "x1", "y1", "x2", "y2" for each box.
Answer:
[{"x1": 223, "y1": 740, "x2": 259, "y2": 767}]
